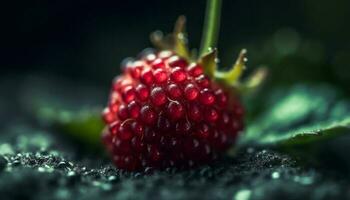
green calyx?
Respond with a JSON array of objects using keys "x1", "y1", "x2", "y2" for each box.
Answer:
[
  {"x1": 199, "y1": 48, "x2": 268, "y2": 93},
  {"x1": 150, "y1": 16, "x2": 267, "y2": 93},
  {"x1": 150, "y1": 0, "x2": 267, "y2": 93}
]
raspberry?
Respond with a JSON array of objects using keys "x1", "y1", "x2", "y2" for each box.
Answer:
[
  {"x1": 102, "y1": 50, "x2": 245, "y2": 171},
  {"x1": 97, "y1": 10, "x2": 263, "y2": 171}
]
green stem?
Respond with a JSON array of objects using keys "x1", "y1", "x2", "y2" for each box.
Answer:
[{"x1": 199, "y1": 0, "x2": 222, "y2": 57}]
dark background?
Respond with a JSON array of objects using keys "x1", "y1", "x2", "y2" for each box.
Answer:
[
  {"x1": 1, "y1": 0, "x2": 349, "y2": 91},
  {"x1": 0, "y1": 1, "x2": 350, "y2": 199}
]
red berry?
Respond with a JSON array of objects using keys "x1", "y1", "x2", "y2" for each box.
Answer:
[
  {"x1": 184, "y1": 84, "x2": 199, "y2": 100},
  {"x1": 127, "y1": 101, "x2": 140, "y2": 118},
  {"x1": 101, "y1": 50, "x2": 244, "y2": 171},
  {"x1": 135, "y1": 84, "x2": 149, "y2": 101},
  {"x1": 123, "y1": 155, "x2": 139, "y2": 171},
  {"x1": 140, "y1": 105, "x2": 156, "y2": 124},
  {"x1": 188, "y1": 103, "x2": 202, "y2": 122},
  {"x1": 157, "y1": 114, "x2": 172, "y2": 131},
  {"x1": 122, "y1": 86, "x2": 136, "y2": 103},
  {"x1": 141, "y1": 69, "x2": 154, "y2": 85},
  {"x1": 175, "y1": 120, "x2": 191, "y2": 134},
  {"x1": 118, "y1": 123, "x2": 133, "y2": 141},
  {"x1": 131, "y1": 137, "x2": 145, "y2": 153},
  {"x1": 144, "y1": 53, "x2": 156, "y2": 64},
  {"x1": 144, "y1": 129, "x2": 160, "y2": 143},
  {"x1": 130, "y1": 61, "x2": 144, "y2": 78},
  {"x1": 150, "y1": 87, "x2": 167, "y2": 106},
  {"x1": 187, "y1": 63, "x2": 203, "y2": 77},
  {"x1": 109, "y1": 101, "x2": 119, "y2": 113},
  {"x1": 109, "y1": 121, "x2": 120, "y2": 135},
  {"x1": 171, "y1": 67, "x2": 187, "y2": 83},
  {"x1": 167, "y1": 101, "x2": 185, "y2": 120},
  {"x1": 102, "y1": 107, "x2": 116, "y2": 123},
  {"x1": 215, "y1": 89, "x2": 228, "y2": 107},
  {"x1": 196, "y1": 75, "x2": 210, "y2": 88},
  {"x1": 195, "y1": 123, "x2": 211, "y2": 139},
  {"x1": 199, "y1": 88, "x2": 215, "y2": 105},
  {"x1": 151, "y1": 58, "x2": 166, "y2": 69},
  {"x1": 184, "y1": 138, "x2": 200, "y2": 158},
  {"x1": 117, "y1": 104, "x2": 129, "y2": 120},
  {"x1": 153, "y1": 68, "x2": 167, "y2": 83},
  {"x1": 114, "y1": 139, "x2": 131, "y2": 154},
  {"x1": 204, "y1": 107, "x2": 219, "y2": 123},
  {"x1": 148, "y1": 145, "x2": 162, "y2": 162},
  {"x1": 131, "y1": 121, "x2": 144, "y2": 136},
  {"x1": 167, "y1": 83, "x2": 182, "y2": 99},
  {"x1": 167, "y1": 55, "x2": 188, "y2": 68}
]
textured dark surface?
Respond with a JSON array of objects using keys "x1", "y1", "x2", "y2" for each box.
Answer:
[
  {"x1": 1, "y1": 136, "x2": 349, "y2": 200},
  {"x1": 1, "y1": 76, "x2": 350, "y2": 200},
  {"x1": 1, "y1": 126, "x2": 350, "y2": 200}
]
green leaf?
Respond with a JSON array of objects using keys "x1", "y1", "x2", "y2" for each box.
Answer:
[
  {"x1": 38, "y1": 108, "x2": 104, "y2": 149},
  {"x1": 241, "y1": 84, "x2": 350, "y2": 166},
  {"x1": 20, "y1": 75, "x2": 105, "y2": 150}
]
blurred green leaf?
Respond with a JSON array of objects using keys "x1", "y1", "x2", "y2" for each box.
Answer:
[
  {"x1": 241, "y1": 84, "x2": 350, "y2": 167},
  {"x1": 20, "y1": 75, "x2": 105, "y2": 149},
  {"x1": 39, "y1": 108, "x2": 104, "y2": 149}
]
